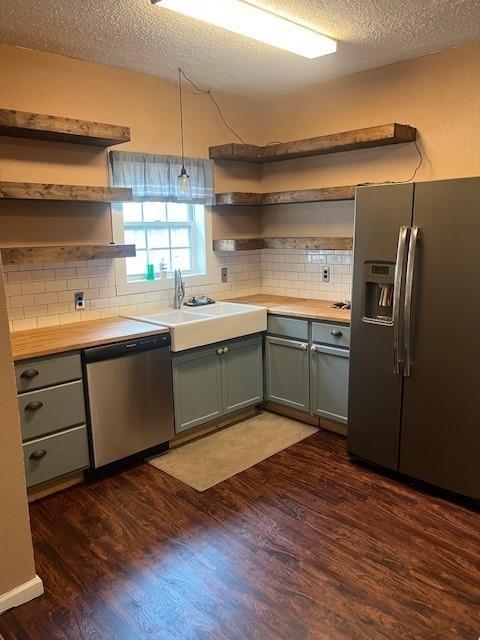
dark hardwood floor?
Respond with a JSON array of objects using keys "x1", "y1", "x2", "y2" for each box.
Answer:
[{"x1": 1, "y1": 429, "x2": 479, "y2": 640}]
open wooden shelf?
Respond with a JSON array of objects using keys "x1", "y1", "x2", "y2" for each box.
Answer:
[
  {"x1": 215, "y1": 185, "x2": 356, "y2": 206},
  {"x1": 1, "y1": 244, "x2": 136, "y2": 265},
  {"x1": 0, "y1": 181, "x2": 132, "y2": 203},
  {"x1": 0, "y1": 108, "x2": 130, "y2": 147},
  {"x1": 210, "y1": 123, "x2": 416, "y2": 164},
  {"x1": 213, "y1": 237, "x2": 353, "y2": 252}
]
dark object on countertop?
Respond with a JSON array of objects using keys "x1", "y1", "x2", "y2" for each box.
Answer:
[
  {"x1": 332, "y1": 301, "x2": 351, "y2": 310},
  {"x1": 184, "y1": 295, "x2": 215, "y2": 307}
]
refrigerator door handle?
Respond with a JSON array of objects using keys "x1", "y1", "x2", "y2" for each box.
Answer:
[
  {"x1": 403, "y1": 226, "x2": 419, "y2": 377},
  {"x1": 392, "y1": 226, "x2": 410, "y2": 374}
]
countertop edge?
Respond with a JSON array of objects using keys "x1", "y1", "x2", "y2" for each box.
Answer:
[
  {"x1": 11, "y1": 320, "x2": 169, "y2": 362},
  {"x1": 224, "y1": 295, "x2": 351, "y2": 324}
]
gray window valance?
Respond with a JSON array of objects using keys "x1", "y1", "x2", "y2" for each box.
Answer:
[{"x1": 109, "y1": 151, "x2": 215, "y2": 205}]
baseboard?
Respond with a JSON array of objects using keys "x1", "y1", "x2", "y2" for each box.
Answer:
[
  {"x1": 264, "y1": 402, "x2": 347, "y2": 436},
  {"x1": 0, "y1": 575, "x2": 44, "y2": 615},
  {"x1": 28, "y1": 470, "x2": 85, "y2": 503},
  {"x1": 170, "y1": 406, "x2": 258, "y2": 448},
  {"x1": 263, "y1": 402, "x2": 319, "y2": 426}
]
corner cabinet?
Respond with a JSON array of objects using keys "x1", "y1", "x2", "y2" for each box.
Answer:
[
  {"x1": 172, "y1": 334, "x2": 263, "y2": 434},
  {"x1": 265, "y1": 316, "x2": 350, "y2": 429}
]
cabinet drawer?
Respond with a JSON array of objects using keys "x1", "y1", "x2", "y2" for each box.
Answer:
[
  {"x1": 19, "y1": 380, "x2": 86, "y2": 441},
  {"x1": 15, "y1": 353, "x2": 82, "y2": 392},
  {"x1": 312, "y1": 322, "x2": 350, "y2": 348},
  {"x1": 267, "y1": 315, "x2": 308, "y2": 341},
  {"x1": 23, "y1": 425, "x2": 90, "y2": 488}
]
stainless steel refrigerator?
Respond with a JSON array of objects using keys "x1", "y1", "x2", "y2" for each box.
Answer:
[{"x1": 348, "y1": 177, "x2": 479, "y2": 500}]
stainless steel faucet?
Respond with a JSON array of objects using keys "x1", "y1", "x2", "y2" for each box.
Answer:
[{"x1": 173, "y1": 269, "x2": 185, "y2": 309}]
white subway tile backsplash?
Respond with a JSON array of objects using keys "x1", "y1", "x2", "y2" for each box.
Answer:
[
  {"x1": 56, "y1": 268, "x2": 77, "y2": 280},
  {"x1": 8, "y1": 271, "x2": 33, "y2": 284},
  {"x1": 5, "y1": 283, "x2": 22, "y2": 297},
  {"x1": 34, "y1": 292, "x2": 58, "y2": 305},
  {"x1": 67, "y1": 278, "x2": 89, "y2": 290},
  {"x1": 6, "y1": 247, "x2": 351, "y2": 332},
  {"x1": 24, "y1": 305, "x2": 48, "y2": 318},
  {"x1": 21, "y1": 282, "x2": 46, "y2": 295},
  {"x1": 45, "y1": 280, "x2": 68, "y2": 292},
  {"x1": 32, "y1": 269, "x2": 55, "y2": 281},
  {"x1": 37, "y1": 315, "x2": 61, "y2": 328},
  {"x1": 12, "y1": 318, "x2": 38, "y2": 331},
  {"x1": 10, "y1": 294, "x2": 35, "y2": 308}
]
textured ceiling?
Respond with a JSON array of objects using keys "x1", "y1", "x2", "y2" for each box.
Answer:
[{"x1": 0, "y1": 0, "x2": 479, "y2": 98}]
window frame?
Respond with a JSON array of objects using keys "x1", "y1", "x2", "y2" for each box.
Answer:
[{"x1": 112, "y1": 202, "x2": 214, "y2": 296}]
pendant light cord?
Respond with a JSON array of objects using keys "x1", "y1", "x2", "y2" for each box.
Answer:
[
  {"x1": 178, "y1": 67, "x2": 186, "y2": 168},
  {"x1": 179, "y1": 68, "x2": 247, "y2": 145},
  {"x1": 178, "y1": 67, "x2": 423, "y2": 183}
]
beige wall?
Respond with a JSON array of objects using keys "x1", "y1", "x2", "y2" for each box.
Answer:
[
  {"x1": 211, "y1": 43, "x2": 480, "y2": 240},
  {"x1": 0, "y1": 44, "x2": 262, "y2": 246},
  {"x1": 259, "y1": 43, "x2": 480, "y2": 193},
  {"x1": 255, "y1": 43, "x2": 480, "y2": 237},
  {"x1": 0, "y1": 260, "x2": 37, "y2": 596}
]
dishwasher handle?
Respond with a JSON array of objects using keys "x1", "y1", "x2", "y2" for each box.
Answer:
[{"x1": 83, "y1": 333, "x2": 171, "y2": 363}]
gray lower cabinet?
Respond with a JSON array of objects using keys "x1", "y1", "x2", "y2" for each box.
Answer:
[
  {"x1": 172, "y1": 345, "x2": 223, "y2": 433},
  {"x1": 16, "y1": 352, "x2": 90, "y2": 487},
  {"x1": 265, "y1": 336, "x2": 309, "y2": 412},
  {"x1": 266, "y1": 316, "x2": 350, "y2": 427},
  {"x1": 222, "y1": 336, "x2": 263, "y2": 415},
  {"x1": 172, "y1": 335, "x2": 263, "y2": 434},
  {"x1": 310, "y1": 344, "x2": 350, "y2": 424}
]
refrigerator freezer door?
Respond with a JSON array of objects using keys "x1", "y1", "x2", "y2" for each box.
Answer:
[
  {"x1": 399, "y1": 177, "x2": 480, "y2": 499},
  {"x1": 348, "y1": 183, "x2": 414, "y2": 470}
]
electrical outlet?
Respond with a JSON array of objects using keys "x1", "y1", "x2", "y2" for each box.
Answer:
[
  {"x1": 74, "y1": 291, "x2": 85, "y2": 310},
  {"x1": 221, "y1": 266, "x2": 228, "y2": 283},
  {"x1": 322, "y1": 266, "x2": 330, "y2": 282}
]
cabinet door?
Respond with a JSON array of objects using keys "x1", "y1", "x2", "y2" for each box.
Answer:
[
  {"x1": 311, "y1": 344, "x2": 349, "y2": 424},
  {"x1": 172, "y1": 347, "x2": 223, "y2": 433},
  {"x1": 265, "y1": 336, "x2": 309, "y2": 412},
  {"x1": 221, "y1": 336, "x2": 263, "y2": 415}
]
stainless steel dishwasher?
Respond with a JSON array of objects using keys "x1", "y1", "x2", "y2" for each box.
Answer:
[{"x1": 83, "y1": 334, "x2": 174, "y2": 471}]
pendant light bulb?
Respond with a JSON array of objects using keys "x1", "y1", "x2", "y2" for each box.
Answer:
[{"x1": 178, "y1": 165, "x2": 190, "y2": 194}]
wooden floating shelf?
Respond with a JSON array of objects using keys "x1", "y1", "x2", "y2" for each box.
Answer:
[
  {"x1": 213, "y1": 237, "x2": 353, "y2": 252},
  {"x1": 1, "y1": 244, "x2": 136, "y2": 265},
  {"x1": 0, "y1": 108, "x2": 130, "y2": 147},
  {"x1": 0, "y1": 181, "x2": 132, "y2": 203},
  {"x1": 210, "y1": 123, "x2": 416, "y2": 164},
  {"x1": 215, "y1": 185, "x2": 356, "y2": 206}
]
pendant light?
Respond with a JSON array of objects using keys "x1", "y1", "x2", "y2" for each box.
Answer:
[{"x1": 177, "y1": 68, "x2": 190, "y2": 194}]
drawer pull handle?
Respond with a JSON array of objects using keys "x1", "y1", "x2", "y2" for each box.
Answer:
[
  {"x1": 29, "y1": 449, "x2": 47, "y2": 460},
  {"x1": 331, "y1": 330, "x2": 343, "y2": 337},
  {"x1": 20, "y1": 369, "x2": 39, "y2": 380},
  {"x1": 25, "y1": 401, "x2": 44, "y2": 412},
  {"x1": 223, "y1": 346, "x2": 229, "y2": 354},
  {"x1": 216, "y1": 347, "x2": 224, "y2": 355}
]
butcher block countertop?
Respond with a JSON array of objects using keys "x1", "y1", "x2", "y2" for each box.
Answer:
[
  {"x1": 10, "y1": 317, "x2": 168, "y2": 361},
  {"x1": 226, "y1": 294, "x2": 351, "y2": 324}
]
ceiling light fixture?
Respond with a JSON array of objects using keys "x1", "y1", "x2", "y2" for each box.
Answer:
[{"x1": 152, "y1": 0, "x2": 337, "y2": 59}]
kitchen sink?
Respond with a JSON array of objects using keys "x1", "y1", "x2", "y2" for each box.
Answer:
[
  {"x1": 126, "y1": 302, "x2": 267, "y2": 352},
  {"x1": 187, "y1": 302, "x2": 257, "y2": 316}
]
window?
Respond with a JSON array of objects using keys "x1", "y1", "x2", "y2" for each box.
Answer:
[
  {"x1": 113, "y1": 200, "x2": 210, "y2": 295},
  {"x1": 122, "y1": 201, "x2": 205, "y2": 280},
  {"x1": 109, "y1": 152, "x2": 215, "y2": 295}
]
